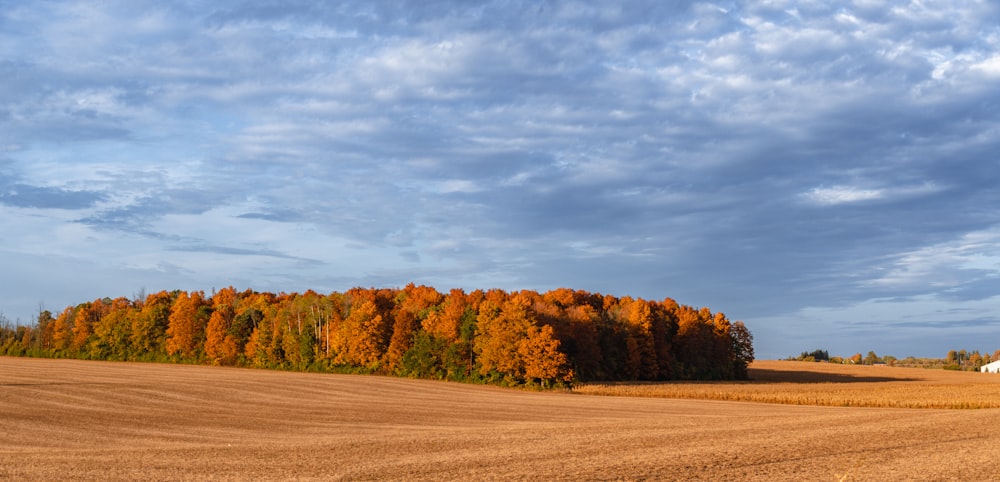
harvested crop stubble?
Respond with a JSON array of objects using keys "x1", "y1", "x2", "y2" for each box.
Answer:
[
  {"x1": 574, "y1": 360, "x2": 1000, "y2": 408},
  {"x1": 3, "y1": 357, "x2": 1000, "y2": 480}
]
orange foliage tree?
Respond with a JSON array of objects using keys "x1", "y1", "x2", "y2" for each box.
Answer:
[
  {"x1": 205, "y1": 287, "x2": 240, "y2": 365},
  {"x1": 165, "y1": 291, "x2": 209, "y2": 360},
  {"x1": 7, "y1": 285, "x2": 754, "y2": 387}
]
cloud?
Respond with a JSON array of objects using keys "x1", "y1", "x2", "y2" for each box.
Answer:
[
  {"x1": 804, "y1": 185, "x2": 884, "y2": 205},
  {"x1": 803, "y1": 182, "x2": 943, "y2": 206},
  {"x1": 0, "y1": 182, "x2": 106, "y2": 209},
  {"x1": 971, "y1": 55, "x2": 1000, "y2": 77},
  {"x1": 864, "y1": 227, "x2": 1000, "y2": 297},
  {"x1": 2, "y1": 0, "x2": 1000, "y2": 358},
  {"x1": 166, "y1": 243, "x2": 319, "y2": 263}
]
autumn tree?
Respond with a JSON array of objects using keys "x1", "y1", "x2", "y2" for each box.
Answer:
[
  {"x1": 205, "y1": 287, "x2": 240, "y2": 365},
  {"x1": 276, "y1": 291, "x2": 327, "y2": 369},
  {"x1": 88, "y1": 298, "x2": 135, "y2": 360},
  {"x1": 165, "y1": 291, "x2": 209, "y2": 360},
  {"x1": 70, "y1": 301, "x2": 101, "y2": 355},
  {"x1": 245, "y1": 307, "x2": 281, "y2": 367},
  {"x1": 0, "y1": 314, "x2": 13, "y2": 353},
  {"x1": 473, "y1": 291, "x2": 572, "y2": 386},
  {"x1": 969, "y1": 351, "x2": 983, "y2": 368},
  {"x1": 946, "y1": 350, "x2": 958, "y2": 364},
  {"x1": 332, "y1": 288, "x2": 393, "y2": 369},
  {"x1": 17, "y1": 325, "x2": 35, "y2": 354},
  {"x1": 242, "y1": 291, "x2": 280, "y2": 367},
  {"x1": 49, "y1": 307, "x2": 75, "y2": 353},
  {"x1": 531, "y1": 291, "x2": 596, "y2": 380},
  {"x1": 10, "y1": 285, "x2": 756, "y2": 386},
  {"x1": 312, "y1": 292, "x2": 344, "y2": 363},
  {"x1": 621, "y1": 297, "x2": 659, "y2": 380},
  {"x1": 232, "y1": 307, "x2": 263, "y2": 355},
  {"x1": 649, "y1": 302, "x2": 677, "y2": 379},
  {"x1": 385, "y1": 284, "x2": 443, "y2": 371},
  {"x1": 518, "y1": 324, "x2": 572, "y2": 387},
  {"x1": 672, "y1": 305, "x2": 716, "y2": 379},
  {"x1": 130, "y1": 291, "x2": 174, "y2": 359},
  {"x1": 404, "y1": 288, "x2": 481, "y2": 380},
  {"x1": 341, "y1": 299, "x2": 386, "y2": 367},
  {"x1": 556, "y1": 303, "x2": 602, "y2": 380},
  {"x1": 474, "y1": 290, "x2": 524, "y2": 383}
]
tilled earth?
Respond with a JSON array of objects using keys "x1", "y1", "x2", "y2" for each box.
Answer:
[{"x1": 2, "y1": 357, "x2": 999, "y2": 480}]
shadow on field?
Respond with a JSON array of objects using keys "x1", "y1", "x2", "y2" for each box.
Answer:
[
  {"x1": 0, "y1": 382, "x2": 121, "y2": 387},
  {"x1": 747, "y1": 368, "x2": 919, "y2": 383}
]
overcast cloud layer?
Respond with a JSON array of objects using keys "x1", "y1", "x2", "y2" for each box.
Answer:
[{"x1": 3, "y1": 1, "x2": 1000, "y2": 358}]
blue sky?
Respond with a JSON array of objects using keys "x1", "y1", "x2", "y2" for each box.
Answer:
[{"x1": 2, "y1": 1, "x2": 999, "y2": 359}]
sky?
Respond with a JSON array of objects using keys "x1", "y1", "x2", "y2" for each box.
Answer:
[{"x1": 2, "y1": 0, "x2": 1000, "y2": 359}]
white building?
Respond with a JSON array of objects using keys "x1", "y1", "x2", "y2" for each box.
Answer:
[{"x1": 981, "y1": 360, "x2": 1000, "y2": 373}]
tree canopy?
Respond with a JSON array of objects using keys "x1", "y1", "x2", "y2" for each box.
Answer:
[{"x1": 1, "y1": 285, "x2": 754, "y2": 387}]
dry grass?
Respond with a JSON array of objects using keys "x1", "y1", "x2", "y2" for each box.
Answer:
[
  {"x1": 3, "y1": 357, "x2": 1000, "y2": 480},
  {"x1": 575, "y1": 360, "x2": 1000, "y2": 409}
]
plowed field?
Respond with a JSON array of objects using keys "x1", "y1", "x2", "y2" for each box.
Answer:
[{"x1": 2, "y1": 357, "x2": 999, "y2": 480}]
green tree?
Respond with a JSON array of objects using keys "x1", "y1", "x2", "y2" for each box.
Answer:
[
  {"x1": 130, "y1": 291, "x2": 174, "y2": 359},
  {"x1": 90, "y1": 298, "x2": 134, "y2": 360},
  {"x1": 400, "y1": 331, "x2": 449, "y2": 379},
  {"x1": 35, "y1": 309, "x2": 54, "y2": 352},
  {"x1": 864, "y1": 351, "x2": 881, "y2": 365},
  {"x1": 730, "y1": 321, "x2": 754, "y2": 379}
]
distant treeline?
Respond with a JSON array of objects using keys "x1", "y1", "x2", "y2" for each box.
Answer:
[
  {"x1": 788, "y1": 348, "x2": 1000, "y2": 371},
  {"x1": 0, "y1": 285, "x2": 754, "y2": 386}
]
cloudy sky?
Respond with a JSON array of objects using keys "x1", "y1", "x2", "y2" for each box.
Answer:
[{"x1": 2, "y1": 1, "x2": 999, "y2": 359}]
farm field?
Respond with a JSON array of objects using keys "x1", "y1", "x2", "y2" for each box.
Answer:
[
  {"x1": 2, "y1": 357, "x2": 1000, "y2": 480},
  {"x1": 577, "y1": 360, "x2": 1000, "y2": 408}
]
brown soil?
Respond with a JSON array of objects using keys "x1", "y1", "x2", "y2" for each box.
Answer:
[{"x1": 2, "y1": 357, "x2": 999, "y2": 480}]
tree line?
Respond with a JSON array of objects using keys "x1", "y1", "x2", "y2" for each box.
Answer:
[
  {"x1": 0, "y1": 285, "x2": 754, "y2": 386},
  {"x1": 787, "y1": 350, "x2": 892, "y2": 365},
  {"x1": 787, "y1": 348, "x2": 1000, "y2": 370},
  {"x1": 942, "y1": 349, "x2": 1000, "y2": 371}
]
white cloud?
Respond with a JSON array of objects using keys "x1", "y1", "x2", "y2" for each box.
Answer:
[
  {"x1": 866, "y1": 227, "x2": 1000, "y2": 291},
  {"x1": 971, "y1": 55, "x2": 1000, "y2": 77},
  {"x1": 804, "y1": 185, "x2": 884, "y2": 205},
  {"x1": 431, "y1": 179, "x2": 484, "y2": 194},
  {"x1": 803, "y1": 182, "x2": 943, "y2": 206}
]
